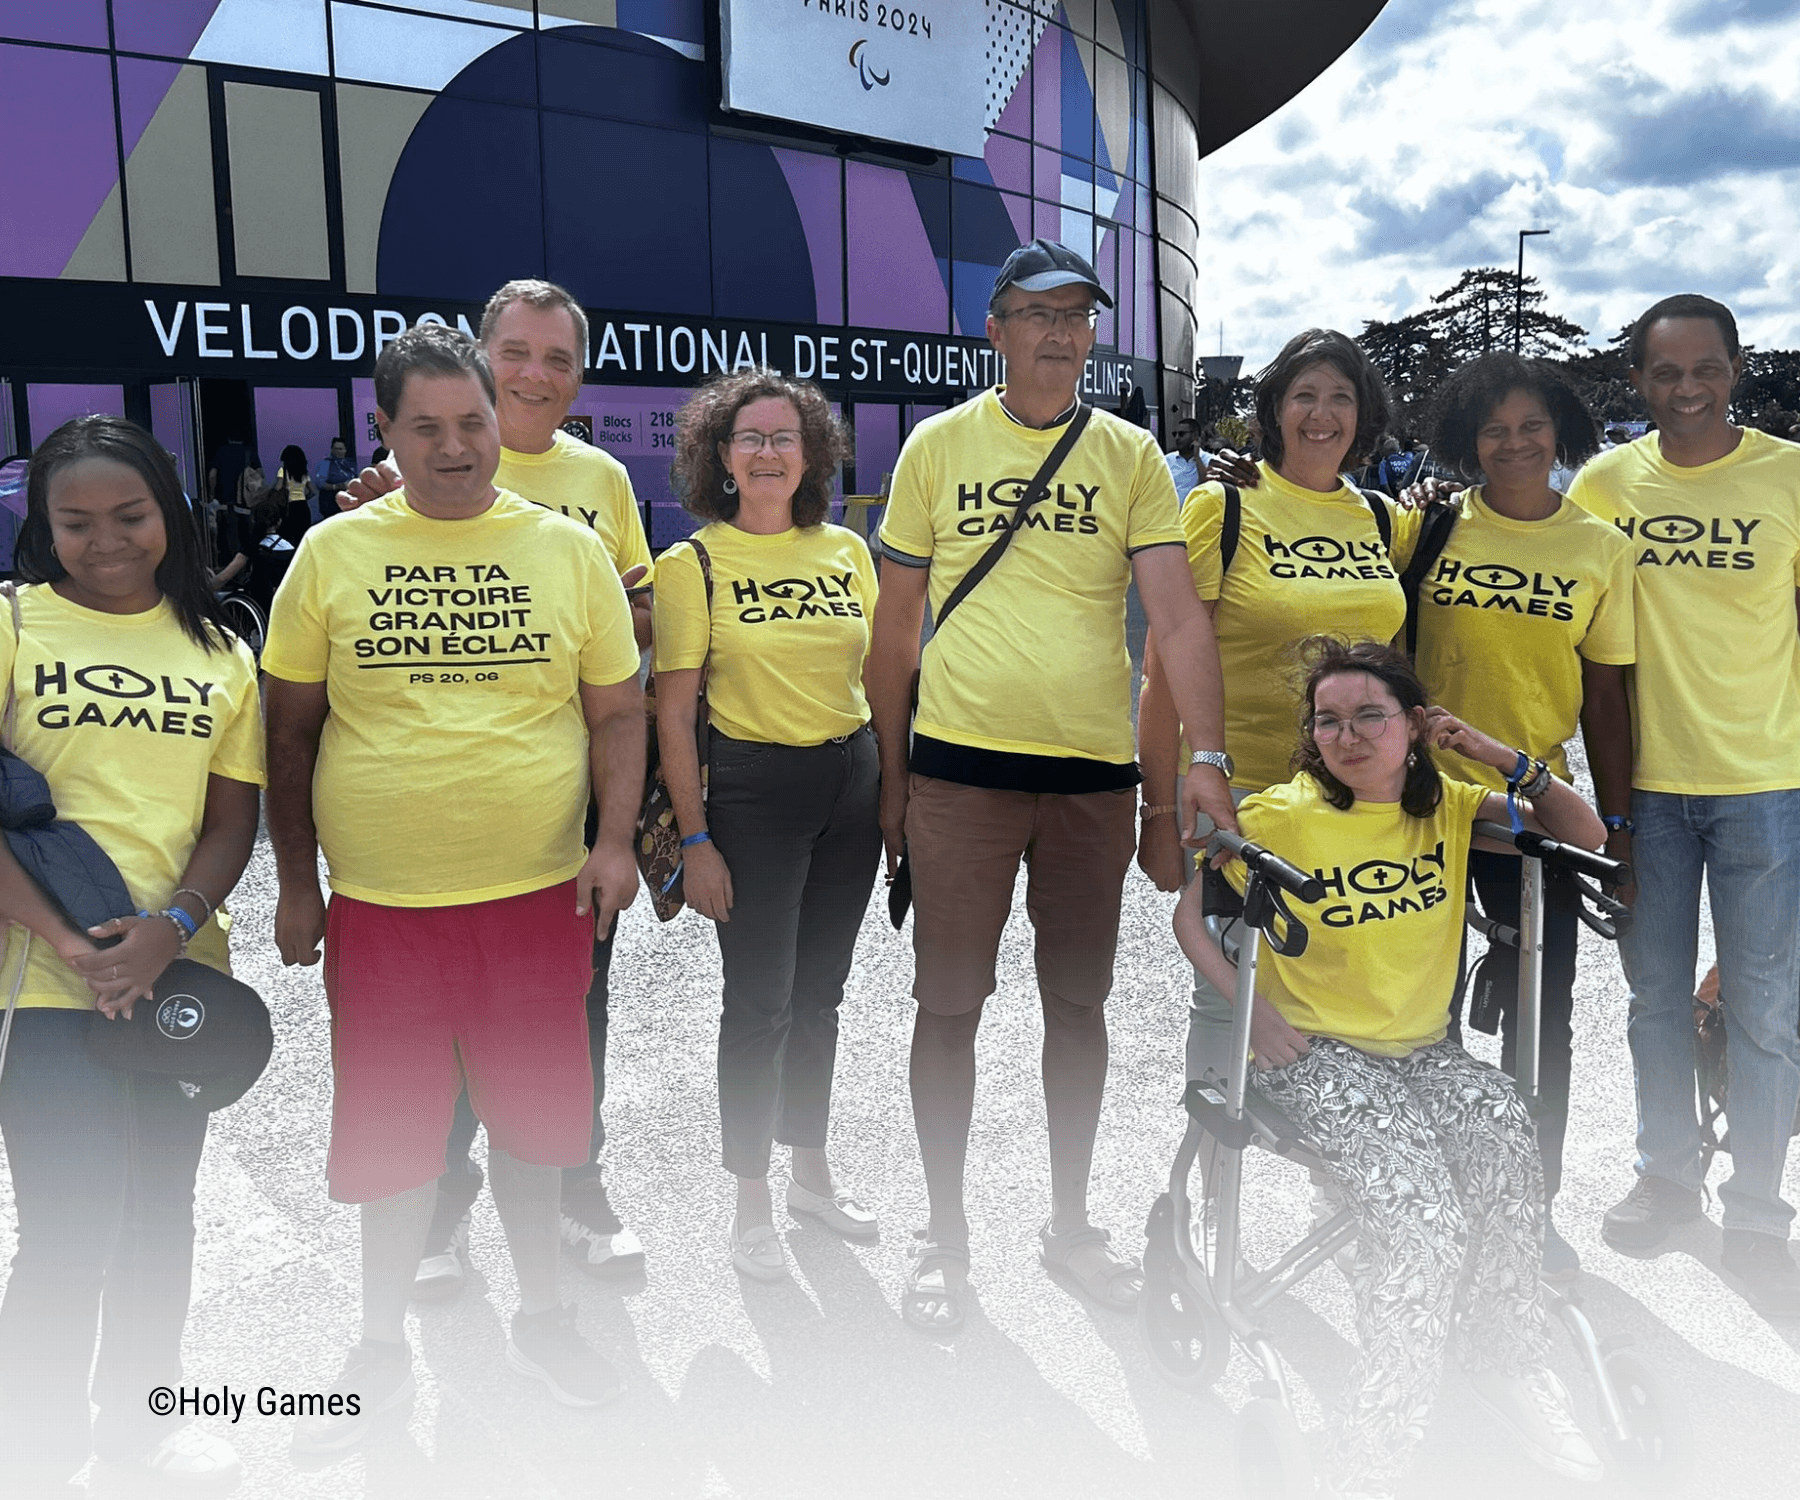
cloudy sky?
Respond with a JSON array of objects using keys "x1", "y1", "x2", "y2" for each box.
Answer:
[{"x1": 1194, "y1": 0, "x2": 1800, "y2": 366}]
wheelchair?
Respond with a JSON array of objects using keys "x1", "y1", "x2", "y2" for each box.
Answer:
[
  {"x1": 1138, "y1": 816, "x2": 1692, "y2": 1497},
  {"x1": 215, "y1": 588, "x2": 267, "y2": 660}
]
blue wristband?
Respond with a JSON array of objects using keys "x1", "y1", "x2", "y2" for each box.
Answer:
[
  {"x1": 162, "y1": 905, "x2": 199, "y2": 940},
  {"x1": 681, "y1": 831, "x2": 712, "y2": 848},
  {"x1": 1602, "y1": 815, "x2": 1635, "y2": 835}
]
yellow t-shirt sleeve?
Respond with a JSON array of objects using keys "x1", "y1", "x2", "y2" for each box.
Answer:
[
  {"x1": 208, "y1": 638, "x2": 268, "y2": 786},
  {"x1": 651, "y1": 542, "x2": 710, "y2": 673},
  {"x1": 1580, "y1": 537, "x2": 1637, "y2": 666},
  {"x1": 606, "y1": 466, "x2": 655, "y2": 585},
  {"x1": 1564, "y1": 464, "x2": 1608, "y2": 521},
  {"x1": 878, "y1": 434, "x2": 936, "y2": 562},
  {"x1": 1387, "y1": 495, "x2": 1423, "y2": 573},
  {"x1": 853, "y1": 535, "x2": 880, "y2": 661},
  {"x1": 260, "y1": 541, "x2": 329, "y2": 683},
  {"x1": 578, "y1": 544, "x2": 643, "y2": 688},
  {"x1": 1126, "y1": 440, "x2": 1184, "y2": 552},
  {"x1": 1180, "y1": 484, "x2": 1227, "y2": 600}
]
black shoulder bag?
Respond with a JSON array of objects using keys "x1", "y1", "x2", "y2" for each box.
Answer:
[{"x1": 889, "y1": 403, "x2": 1093, "y2": 927}]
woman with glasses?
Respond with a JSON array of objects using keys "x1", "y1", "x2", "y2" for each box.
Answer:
[
  {"x1": 1176, "y1": 637, "x2": 1607, "y2": 1500},
  {"x1": 657, "y1": 370, "x2": 882, "y2": 1281},
  {"x1": 1418, "y1": 352, "x2": 1635, "y2": 1281}
]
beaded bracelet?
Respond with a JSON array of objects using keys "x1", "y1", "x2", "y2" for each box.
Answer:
[
  {"x1": 1519, "y1": 760, "x2": 1553, "y2": 799},
  {"x1": 138, "y1": 906, "x2": 195, "y2": 949},
  {"x1": 173, "y1": 886, "x2": 216, "y2": 922}
]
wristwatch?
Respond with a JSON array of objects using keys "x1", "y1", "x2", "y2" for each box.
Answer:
[{"x1": 1188, "y1": 749, "x2": 1235, "y2": 780}]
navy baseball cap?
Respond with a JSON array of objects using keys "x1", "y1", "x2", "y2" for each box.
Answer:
[{"x1": 991, "y1": 239, "x2": 1114, "y2": 309}]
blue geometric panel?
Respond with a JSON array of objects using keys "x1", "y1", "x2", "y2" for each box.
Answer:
[
  {"x1": 710, "y1": 137, "x2": 815, "y2": 323},
  {"x1": 537, "y1": 24, "x2": 707, "y2": 130}
]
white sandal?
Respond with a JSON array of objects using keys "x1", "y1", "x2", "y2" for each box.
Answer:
[
  {"x1": 730, "y1": 1215, "x2": 789, "y2": 1281},
  {"x1": 786, "y1": 1179, "x2": 880, "y2": 1239}
]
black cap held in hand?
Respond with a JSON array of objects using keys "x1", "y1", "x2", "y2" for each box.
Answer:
[{"x1": 991, "y1": 239, "x2": 1114, "y2": 309}]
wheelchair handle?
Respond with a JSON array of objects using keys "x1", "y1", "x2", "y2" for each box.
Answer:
[
  {"x1": 1193, "y1": 814, "x2": 1325, "y2": 903},
  {"x1": 1472, "y1": 821, "x2": 1631, "y2": 888}
]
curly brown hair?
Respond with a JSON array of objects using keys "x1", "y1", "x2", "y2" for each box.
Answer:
[
  {"x1": 671, "y1": 370, "x2": 850, "y2": 527},
  {"x1": 1290, "y1": 636, "x2": 1443, "y2": 817}
]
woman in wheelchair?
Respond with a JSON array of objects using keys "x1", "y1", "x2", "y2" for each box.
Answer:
[{"x1": 1175, "y1": 637, "x2": 1606, "y2": 1499}]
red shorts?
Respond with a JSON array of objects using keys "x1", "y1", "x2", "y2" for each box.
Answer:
[{"x1": 322, "y1": 880, "x2": 595, "y2": 1202}]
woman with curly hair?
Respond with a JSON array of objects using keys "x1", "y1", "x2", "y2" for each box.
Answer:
[
  {"x1": 1420, "y1": 351, "x2": 1636, "y2": 1280},
  {"x1": 1176, "y1": 637, "x2": 1607, "y2": 1500},
  {"x1": 654, "y1": 369, "x2": 882, "y2": 1280}
]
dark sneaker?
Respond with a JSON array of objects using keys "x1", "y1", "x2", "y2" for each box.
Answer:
[
  {"x1": 412, "y1": 1212, "x2": 469, "y2": 1301},
  {"x1": 1721, "y1": 1230, "x2": 1800, "y2": 1320},
  {"x1": 291, "y1": 1338, "x2": 414, "y2": 1454},
  {"x1": 1601, "y1": 1176, "x2": 1701, "y2": 1251},
  {"x1": 506, "y1": 1303, "x2": 621, "y2": 1407},
  {"x1": 561, "y1": 1172, "x2": 645, "y2": 1278},
  {"x1": 1541, "y1": 1207, "x2": 1581, "y2": 1284}
]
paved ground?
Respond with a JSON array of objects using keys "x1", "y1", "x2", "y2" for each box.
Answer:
[{"x1": 4, "y1": 667, "x2": 1799, "y2": 1498}]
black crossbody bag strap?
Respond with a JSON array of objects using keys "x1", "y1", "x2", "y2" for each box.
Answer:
[
  {"x1": 933, "y1": 403, "x2": 1092, "y2": 632},
  {"x1": 1400, "y1": 500, "x2": 1459, "y2": 656}
]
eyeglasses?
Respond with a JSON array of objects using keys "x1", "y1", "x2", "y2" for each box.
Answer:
[
  {"x1": 1307, "y1": 707, "x2": 1405, "y2": 744},
  {"x1": 996, "y1": 305, "x2": 1100, "y2": 333},
  {"x1": 728, "y1": 429, "x2": 802, "y2": 454}
]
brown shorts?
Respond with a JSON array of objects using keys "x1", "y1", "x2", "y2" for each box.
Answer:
[{"x1": 904, "y1": 774, "x2": 1137, "y2": 1017}]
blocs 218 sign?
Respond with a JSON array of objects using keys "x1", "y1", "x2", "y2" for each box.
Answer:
[{"x1": 720, "y1": 0, "x2": 987, "y2": 158}]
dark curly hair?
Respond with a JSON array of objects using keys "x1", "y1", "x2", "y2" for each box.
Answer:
[
  {"x1": 18, "y1": 415, "x2": 232, "y2": 653},
  {"x1": 1428, "y1": 352, "x2": 1598, "y2": 483},
  {"x1": 1291, "y1": 636, "x2": 1442, "y2": 817},
  {"x1": 672, "y1": 369, "x2": 850, "y2": 527},
  {"x1": 1255, "y1": 329, "x2": 1393, "y2": 472},
  {"x1": 1628, "y1": 293, "x2": 1740, "y2": 370}
]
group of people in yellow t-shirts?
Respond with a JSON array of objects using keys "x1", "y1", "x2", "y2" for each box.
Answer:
[{"x1": 1, "y1": 254, "x2": 1797, "y2": 1500}]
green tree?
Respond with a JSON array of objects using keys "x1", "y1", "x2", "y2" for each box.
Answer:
[{"x1": 1429, "y1": 267, "x2": 1587, "y2": 362}]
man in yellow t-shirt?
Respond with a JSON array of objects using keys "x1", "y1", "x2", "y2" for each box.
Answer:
[
  {"x1": 263, "y1": 325, "x2": 645, "y2": 1440},
  {"x1": 867, "y1": 240, "x2": 1233, "y2": 1330},
  {"x1": 342, "y1": 280, "x2": 654, "y2": 1284},
  {"x1": 1568, "y1": 294, "x2": 1800, "y2": 1318}
]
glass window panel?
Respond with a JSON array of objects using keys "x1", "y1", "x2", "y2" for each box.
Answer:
[
  {"x1": 28, "y1": 384, "x2": 125, "y2": 449},
  {"x1": 0, "y1": 1, "x2": 108, "y2": 47},
  {"x1": 0, "y1": 44, "x2": 121, "y2": 279}
]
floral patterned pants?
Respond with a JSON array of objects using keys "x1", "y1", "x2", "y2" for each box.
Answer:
[{"x1": 1254, "y1": 1037, "x2": 1549, "y2": 1493}]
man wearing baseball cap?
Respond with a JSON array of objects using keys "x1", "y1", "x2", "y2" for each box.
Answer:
[{"x1": 868, "y1": 239, "x2": 1233, "y2": 1331}]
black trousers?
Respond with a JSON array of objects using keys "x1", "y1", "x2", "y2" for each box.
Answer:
[
  {"x1": 1450, "y1": 849, "x2": 1580, "y2": 1198},
  {"x1": 0, "y1": 1009, "x2": 209, "y2": 1484},
  {"x1": 708, "y1": 728, "x2": 882, "y2": 1178}
]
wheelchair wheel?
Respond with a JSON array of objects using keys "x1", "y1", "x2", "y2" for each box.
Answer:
[
  {"x1": 218, "y1": 593, "x2": 267, "y2": 659},
  {"x1": 1137, "y1": 1192, "x2": 1229, "y2": 1390},
  {"x1": 1600, "y1": 1349, "x2": 1693, "y2": 1493},
  {"x1": 1236, "y1": 1396, "x2": 1313, "y2": 1499}
]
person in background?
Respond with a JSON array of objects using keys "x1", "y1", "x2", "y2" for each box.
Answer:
[
  {"x1": 264, "y1": 325, "x2": 645, "y2": 1447},
  {"x1": 1570, "y1": 294, "x2": 1800, "y2": 1319},
  {"x1": 1419, "y1": 351, "x2": 1635, "y2": 1280},
  {"x1": 274, "y1": 445, "x2": 316, "y2": 545},
  {"x1": 341, "y1": 281, "x2": 655, "y2": 1290},
  {"x1": 314, "y1": 436, "x2": 357, "y2": 515},
  {"x1": 655, "y1": 370, "x2": 882, "y2": 1281},
  {"x1": 0, "y1": 416, "x2": 263, "y2": 1494},
  {"x1": 1163, "y1": 415, "x2": 1216, "y2": 501}
]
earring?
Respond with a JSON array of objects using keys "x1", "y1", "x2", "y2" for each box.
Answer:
[
  {"x1": 722, "y1": 476, "x2": 738, "y2": 495},
  {"x1": 1407, "y1": 749, "x2": 1418, "y2": 767}
]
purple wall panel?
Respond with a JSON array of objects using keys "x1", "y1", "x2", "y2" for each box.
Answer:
[
  {"x1": 999, "y1": 191, "x2": 1032, "y2": 246},
  {"x1": 148, "y1": 382, "x2": 197, "y2": 495},
  {"x1": 984, "y1": 132, "x2": 1029, "y2": 198},
  {"x1": 112, "y1": 1, "x2": 225, "y2": 59},
  {"x1": 117, "y1": 56, "x2": 183, "y2": 160},
  {"x1": 846, "y1": 163, "x2": 947, "y2": 335},
  {"x1": 1032, "y1": 197, "x2": 1060, "y2": 243},
  {"x1": 0, "y1": 1, "x2": 108, "y2": 47},
  {"x1": 1032, "y1": 24, "x2": 1060, "y2": 156},
  {"x1": 772, "y1": 148, "x2": 843, "y2": 326},
  {"x1": 993, "y1": 53, "x2": 1031, "y2": 140},
  {"x1": 27, "y1": 384, "x2": 124, "y2": 447},
  {"x1": 0, "y1": 45, "x2": 120, "y2": 277},
  {"x1": 254, "y1": 386, "x2": 341, "y2": 480},
  {"x1": 853, "y1": 403, "x2": 899, "y2": 495}
]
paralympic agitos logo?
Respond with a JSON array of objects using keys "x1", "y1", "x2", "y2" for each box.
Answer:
[{"x1": 848, "y1": 39, "x2": 891, "y2": 90}]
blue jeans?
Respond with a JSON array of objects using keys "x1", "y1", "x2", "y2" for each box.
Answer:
[{"x1": 1621, "y1": 789, "x2": 1800, "y2": 1238}]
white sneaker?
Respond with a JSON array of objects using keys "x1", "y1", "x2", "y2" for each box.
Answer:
[
  {"x1": 786, "y1": 1179, "x2": 880, "y2": 1239},
  {"x1": 105, "y1": 1423, "x2": 243, "y2": 1488},
  {"x1": 1466, "y1": 1365, "x2": 1604, "y2": 1482},
  {"x1": 412, "y1": 1214, "x2": 468, "y2": 1300},
  {"x1": 730, "y1": 1215, "x2": 789, "y2": 1281}
]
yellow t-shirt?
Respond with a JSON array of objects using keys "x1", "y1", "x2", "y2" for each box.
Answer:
[
  {"x1": 1414, "y1": 487, "x2": 1636, "y2": 790},
  {"x1": 1568, "y1": 428, "x2": 1800, "y2": 794},
  {"x1": 1226, "y1": 774, "x2": 1489, "y2": 1057},
  {"x1": 497, "y1": 431, "x2": 654, "y2": 585},
  {"x1": 653, "y1": 522, "x2": 877, "y2": 745},
  {"x1": 878, "y1": 389, "x2": 1184, "y2": 763},
  {"x1": 1184, "y1": 463, "x2": 1421, "y2": 791},
  {"x1": 0, "y1": 586, "x2": 265, "y2": 1009},
  {"x1": 261, "y1": 489, "x2": 641, "y2": 906}
]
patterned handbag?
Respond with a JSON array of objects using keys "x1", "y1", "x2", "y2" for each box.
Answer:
[{"x1": 635, "y1": 538, "x2": 712, "y2": 921}]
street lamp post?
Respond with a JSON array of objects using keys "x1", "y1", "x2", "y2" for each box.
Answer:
[{"x1": 1514, "y1": 228, "x2": 1551, "y2": 353}]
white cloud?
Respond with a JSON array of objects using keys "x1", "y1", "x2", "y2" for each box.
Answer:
[{"x1": 1197, "y1": 0, "x2": 1800, "y2": 365}]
